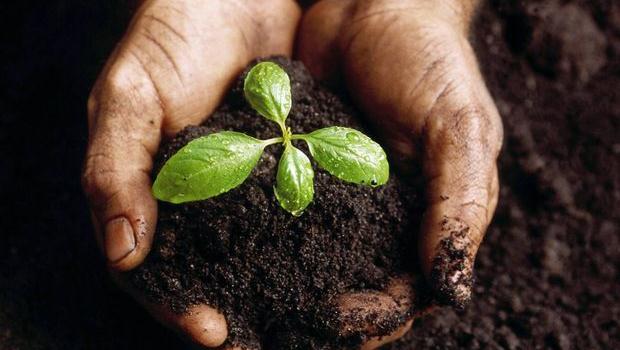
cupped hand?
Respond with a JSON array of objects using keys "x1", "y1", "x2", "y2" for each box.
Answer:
[
  {"x1": 82, "y1": 0, "x2": 300, "y2": 347},
  {"x1": 84, "y1": 0, "x2": 503, "y2": 348},
  {"x1": 298, "y1": 0, "x2": 503, "y2": 341}
]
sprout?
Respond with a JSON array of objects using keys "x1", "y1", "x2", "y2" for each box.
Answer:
[{"x1": 153, "y1": 62, "x2": 389, "y2": 216}]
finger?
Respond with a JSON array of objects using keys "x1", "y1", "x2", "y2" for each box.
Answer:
[
  {"x1": 416, "y1": 50, "x2": 502, "y2": 307},
  {"x1": 419, "y1": 104, "x2": 502, "y2": 309},
  {"x1": 361, "y1": 320, "x2": 412, "y2": 350},
  {"x1": 326, "y1": 276, "x2": 430, "y2": 348},
  {"x1": 82, "y1": 0, "x2": 301, "y2": 271},
  {"x1": 335, "y1": 277, "x2": 413, "y2": 338},
  {"x1": 165, "y1": 304, "x2": 228, "y2": 348},
  {"x1": 420, "y1": 183, "x2": 496, "y2": 310},
  {"x1": 112, "y1": 273, "x2": 228, "y2": 348},
  {"x1": 296, "y1": 0, "x2": 353, "y2": 83}
]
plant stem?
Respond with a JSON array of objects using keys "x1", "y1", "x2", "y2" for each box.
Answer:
[
  {"x1": 290, "y1": 134, "x2": 307, "y2": 140},
  {"x1": 263, "y1": 137, "x2": 284, "y2": 146},
  {"x1": 278, "y1": 123, "x2": 289, "y2": 142}
]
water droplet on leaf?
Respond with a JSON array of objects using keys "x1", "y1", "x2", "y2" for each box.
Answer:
[{"x1": 346, "y1": 132, "x2": 360, "y2": 142}]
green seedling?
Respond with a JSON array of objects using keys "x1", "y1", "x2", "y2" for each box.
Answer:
[{"x1": 152, "y1": 62, "x2": 389, "y2": 216}]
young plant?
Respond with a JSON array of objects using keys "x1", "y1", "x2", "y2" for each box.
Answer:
[{"x1": 153, "y1": 62, "x2": 389, "y2": 216}]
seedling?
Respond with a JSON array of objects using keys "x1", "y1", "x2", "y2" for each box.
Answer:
[{"x1": 153, "y1": 62, "x2": 389, "y2": 216}]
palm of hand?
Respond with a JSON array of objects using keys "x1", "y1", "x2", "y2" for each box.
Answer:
[{"x1": 83, "y1": 0, "x2": 502, "y2": 348}]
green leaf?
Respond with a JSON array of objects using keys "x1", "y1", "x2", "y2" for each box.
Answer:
[
  {"x1": 303, "y1": 127, "x2": 389, "y2": 187},
  {"x1": 243, "y1": 61, "x2": 291, "y2": 125},
  {"x1": 152, "y1": 131, "x2": 265, "y2": 204},
  {"x1": 275, "y1": 145, "x2": 314, "y2": 216}
]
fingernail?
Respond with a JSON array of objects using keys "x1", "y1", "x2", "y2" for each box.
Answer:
[
  {"x1": 429, "y1": 217, "x2": 474, "y2": 310},
  {"x1": 104, "y1": 217, "x2": 136, "y2": 263}
]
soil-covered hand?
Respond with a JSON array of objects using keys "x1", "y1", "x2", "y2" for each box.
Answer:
[
  {"x1": 84, "y1": 0, "x2": 502, "y2": 348},
  {"x1": 82, "y1": 0, "x2": 300, "y2": 348},
  {"x1": 298, "y1": 0, "x2": 503, "y2": 334}
]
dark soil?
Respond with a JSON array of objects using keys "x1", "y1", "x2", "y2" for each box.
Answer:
[
  {"x1": 0, "y1": 1, "x2": 619, "y2": 350},
  {"x1": 130, "y1": 58, "x2": 425, "y2": 349}
]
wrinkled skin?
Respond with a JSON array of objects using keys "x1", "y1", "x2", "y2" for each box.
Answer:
[{"x1": 82, "y1": 0, "x2": 503, "y2": 348}]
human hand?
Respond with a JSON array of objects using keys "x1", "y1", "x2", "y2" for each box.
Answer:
[
  {"x1": 81, "y1": 0, "x2": 300, "y2": 347},
  {"x1": 298, "y1": 0, "x2": 503, "y2": 343}
]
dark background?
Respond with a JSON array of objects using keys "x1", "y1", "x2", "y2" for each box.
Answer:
[
  {"x1": 0, "y1": 1, "x2": 618, "y2": 349},
  {"x1": 0, "y1": 1, "x2": 185, "y2": 349}
]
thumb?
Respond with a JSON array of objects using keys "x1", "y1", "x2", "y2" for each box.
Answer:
[
  {"x1": 413, "y1": 31, "x2": 502, "y2": 310},
  {"x1": 420, "y1": 157, "x2": 500, "y2": 309},
  {"x1": 82, "y1": 54, "x2": 165, "y2": 271}
]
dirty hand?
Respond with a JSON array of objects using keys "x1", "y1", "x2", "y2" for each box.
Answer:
[
  {"x1": 298, "y1": 0, "x2": 503, "y2": 337},
  {"x1": 82, "y1": 0, "x2": 300, "y2": 348},
  {"x1": 83, "y1": 0, "x2": 502, "y2": 348}
]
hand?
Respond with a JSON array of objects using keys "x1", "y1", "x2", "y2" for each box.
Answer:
[
  {"x1": 81, "y1": 0, "x2": 300, "y2": 347},
  {"x1": 298, "y1": 0, "x2": 503, "y2": 340}
]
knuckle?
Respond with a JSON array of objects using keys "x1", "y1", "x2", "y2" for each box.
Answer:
[
  {"x1": 81, "y1": 166, "x2": 101, "y2": 202},
  {"x1": 429, "y1": 104, "x2": 501, "y2": 159},
  {"x1": 87, "y1": 61, "x2": 146, "y2": 130},
  {"x1": 88, "y1": 58, "x2": 162, "y2": 130},
  {"x1": 100, "y1": 51, "x2": 160, "y2": 106},
  {"x1": 490, "y1": 112, "x2": 504, "y2": 156},
  {"x1": 81, "y1": 154, "x2": 117, "y2": 204},
  {"x1": 349, "y1": 0, "x2": 418, "y2": 21},
  {"x1": 101, "y1": 63, "x2": 141, "y2": 99},
  {"x1": 339, "y1": 3, "x2": 415, "y2": 54}
]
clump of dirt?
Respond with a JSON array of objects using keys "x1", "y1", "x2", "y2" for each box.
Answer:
[
  {"x1": 130, "y1": 58, "x2": 426, "y2": 349},
  {"x1": 518, "y1": 1, "x2": 607, "y2": 82}
]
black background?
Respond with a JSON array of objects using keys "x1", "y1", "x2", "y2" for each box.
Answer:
[{"x1": 0, "y1": 2, "x2": 187, "y2": 348}]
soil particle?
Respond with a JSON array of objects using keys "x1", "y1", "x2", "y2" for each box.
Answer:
[
  {"x1": 541, "y1": 227, "x2": 571, "y2": 276},
  {"x1": 129, "y1": 57, "x2": 426, "y2": 349}
]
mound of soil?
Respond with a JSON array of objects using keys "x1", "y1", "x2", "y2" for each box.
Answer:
[{"x1": 129, "y1": 58, "x2": 426, "y2": 349}]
